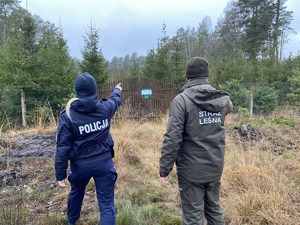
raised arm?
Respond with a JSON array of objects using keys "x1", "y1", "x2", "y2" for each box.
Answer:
[{"x1": 107, "y1": 83, "x2": 122, "y2": 117}]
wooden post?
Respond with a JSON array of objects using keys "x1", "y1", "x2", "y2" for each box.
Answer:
[
  {"x1": 21, "y1": 88, "x2": 27, "y2": 128},
  {"x1": 248, "y1": 85, "x2": 254, "y2": 116}
]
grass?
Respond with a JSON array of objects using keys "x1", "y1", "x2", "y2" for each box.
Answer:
[{"x1": 0, "y1": 108, "x2": 300, "y2": 224}]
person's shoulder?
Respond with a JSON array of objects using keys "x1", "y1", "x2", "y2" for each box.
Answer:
[
  {"x1": 171, "y1": 93, "x2": 188, "y2": 108},
  {"x1": 58, "y1": 110, "x2": 70, "y2": 123},
  {"x1": 201, "y1": 84, "x2": 215, "y2": 90},
  {"x1": 173, "y1": 92, "x2": 186, "y2": 101}
]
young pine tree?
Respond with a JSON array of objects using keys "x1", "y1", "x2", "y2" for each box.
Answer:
[{"x1": 80, "y1": 23, "x2": 108, "y2": 84}]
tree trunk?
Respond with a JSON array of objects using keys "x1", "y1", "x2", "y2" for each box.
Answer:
[
  {"x1": 273, "y1": 0, "x2": 281, "y2": 64},
  {"x1": 21, "y1": 89, "x2": 27, "y2": 128}
]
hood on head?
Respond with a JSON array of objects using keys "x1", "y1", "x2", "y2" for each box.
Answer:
[{"x1": 71, "y1": 95, "x2": 98, "y2": 113}]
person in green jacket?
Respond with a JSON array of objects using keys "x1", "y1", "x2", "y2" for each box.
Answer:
[{"x1": 159, "y1": 57, "x2": 233, "y2": 225}]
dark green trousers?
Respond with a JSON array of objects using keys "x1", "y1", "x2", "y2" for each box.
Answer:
[{"x1": 178, "y1": 178, "x2": 225, "y2": 225}]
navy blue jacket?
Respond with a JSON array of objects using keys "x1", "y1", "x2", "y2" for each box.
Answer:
[{"x1": 55, "y1": 88, "x2": 121, "y2": 181}]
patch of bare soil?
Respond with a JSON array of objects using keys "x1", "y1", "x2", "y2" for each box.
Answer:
[{"x1": 0, "y1": 133, "x2": 100, "y2": 224}]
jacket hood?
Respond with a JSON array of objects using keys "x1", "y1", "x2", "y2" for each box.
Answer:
[
  {"x1": 71, "y1": 95, "x2": 98, "y2": 113},
  {"x1": 182, "y1": 83, "x2": 230, "y2": 113}
]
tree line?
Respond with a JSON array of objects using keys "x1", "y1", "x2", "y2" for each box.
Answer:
[{"x1": 0, "y1": 0, "x2": 299, "y2": 129}]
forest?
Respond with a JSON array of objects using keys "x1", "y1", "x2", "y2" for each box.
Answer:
[{"x1": 0, "y1": 0, "x2": 300, "y2": 130}]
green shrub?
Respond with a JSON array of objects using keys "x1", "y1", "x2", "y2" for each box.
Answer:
[
  {"x1": 219, "y1": 82, "x2": 248, "y2": 112},
  {"x1": 86, "y1": 213, "x2": 100, "y2": 225},
  {"x1": 253, "y1": 85, "x2": 278, "y2": 115},
  {"x1": 160, "y1": 213, "x2": 182, "y2": 225},
  {"x1": 238, "y1": 107, "x2": 250, "y2": 118},
  {"x1": 116, "y1": 209, "x2": 137, "y2": 225},
  {"x1": 0, "y1": 194, "x2": 31, "y2": 225},
  {"x1": 140, "y1": 204, "x2": 159, "y2": 224},
  {"x1": 40, "y1": 213, "x2": 67, "y2": 225},
  {"x1": 116, "y1": 199, "x2": 140, "y2": 225},
  {"x1": 287, "y1": 69, "x2": 300, "y2": 107}
]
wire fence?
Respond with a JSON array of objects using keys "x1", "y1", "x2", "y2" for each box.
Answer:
[
  {"x1": 0, "y1": 80, "x2": 296, "y2": 129},
  {"x1": 98, "y1": 78, "x2": 181, "y2": 121}
]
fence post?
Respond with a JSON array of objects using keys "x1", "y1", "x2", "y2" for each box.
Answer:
[
  {"x1": 21, "y1": 88, "x2": 27, "y2": 128},
  {"x1": 248, "y1": 85, "x2": 254, "y2": 116}
]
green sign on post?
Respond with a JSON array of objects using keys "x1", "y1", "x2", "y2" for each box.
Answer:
[{"x1": 141, "y1": 88, "x2": 152, "y2": 99}]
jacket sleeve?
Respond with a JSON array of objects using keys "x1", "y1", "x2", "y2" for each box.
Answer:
[
  {"x1": 107, "y1": 88, "x2": 122, "y2": 117},
  {"x1": 55, "y1": 113, "x2": 72, "y2": 181},
  {"x1": 226, "y1": 98, "x2": 233, "y2": 115},
  {"x1": 159, "y1": 96, "x2": 185, "y2": 177}
]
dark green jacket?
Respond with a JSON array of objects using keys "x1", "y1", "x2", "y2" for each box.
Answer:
[{"x1": 159, "y1": 78, "x2": 233, "y2": 183}]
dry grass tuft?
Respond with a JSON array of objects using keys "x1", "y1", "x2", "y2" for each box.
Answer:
[
  {"x1": 112, "y1": 120, "x2": 166, "y2": 177},
  {"x1": 220, "y1": 109, "x2": 300, "y2": 224}
]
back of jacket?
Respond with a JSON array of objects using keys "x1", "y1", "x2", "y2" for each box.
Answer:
[
  {"x1": 55, "y1": 88, "x2": 121, "y2": 181},
  {"x1": 160, "y1": 79, "x2": 232, "y2": 183}
]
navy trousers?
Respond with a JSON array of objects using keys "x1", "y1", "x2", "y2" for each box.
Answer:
[{"x1": 67, "y1": 157, "x2": 117, "y2": 225}]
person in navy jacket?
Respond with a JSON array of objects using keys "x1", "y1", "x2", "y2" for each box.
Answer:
[{"x1": 55, "y1": 72, "x2": 122, "y2": 225}]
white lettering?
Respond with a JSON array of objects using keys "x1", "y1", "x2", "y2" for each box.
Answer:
[
  {"x1": 79, "y1": 126, "x2": 84, "y2": 135},
  {"x1": 84, "y1": 124, "x2": 90, "y2": 133},
  {"x1": 96, "y1": 121, "x2": 101, "y2": 129},
  {"x1": 212, "y1": 117, "x2": 221, "y2": 123},
  {"x1": 199, "y1": 110, "x2": 222, "y2": 125},
  {"x1": 90, "y1": 122, "x2": 96, "y2": 132},
  {"x1": 78, "y1": 119, "x2": 109, "y2": 135}
]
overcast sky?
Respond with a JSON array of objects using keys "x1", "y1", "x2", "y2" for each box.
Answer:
[{"x1": 20, "y1": 0, "x2": 300, "y2": 60}]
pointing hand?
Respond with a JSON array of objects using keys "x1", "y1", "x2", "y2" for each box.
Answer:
[{"x1": 115, "y1": 83, "x2": 122, "y2": 91}]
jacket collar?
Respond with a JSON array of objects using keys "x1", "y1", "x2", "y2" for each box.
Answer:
[{"x1": 180, "y1": 77, "x2": 209, "y2": 92}]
